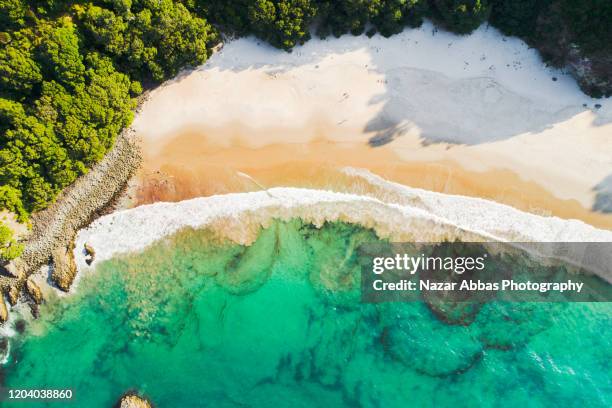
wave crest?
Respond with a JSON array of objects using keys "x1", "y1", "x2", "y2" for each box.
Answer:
[{"x1": 75, "y1": 170, "x2": 612, "y2": 281}]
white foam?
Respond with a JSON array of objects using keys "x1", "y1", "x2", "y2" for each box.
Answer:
[
  {"x1": 341, "y1": 167, "x2": 612, "y2": 242},
  {"x1": 75, "y1": 183, "x2": 612, "y2": 276}
]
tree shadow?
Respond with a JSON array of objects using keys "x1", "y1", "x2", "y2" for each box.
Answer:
[
  {"x1": 593, "y1": 174, "x2": 612, "y2": 214},
  {"x1": 364, "y1": 68, "x2": 595, "y2": 146},
  {"x1": 162, "y1": 23, "x2": 611, "y2": 148},
  {"x1": 360, "y1": 24, "x2": 610, "y2": 147}
]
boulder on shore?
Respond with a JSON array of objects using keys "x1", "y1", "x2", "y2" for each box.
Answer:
[
  {"x1": 84, "y1": 242, "x2": 96, "y2": 265},
  {"x1": 51, "y1": 246, "x2": 77, "y2": 291},
  {"x1": 7, "y1": 285, "x2": 19, "y2": 306},
  {"x1": 0, "y1": 296, "x2": 8, "y2": 324},
  {"x1": 26, "y1": 279, "x2": 43, "y2": 304},
  {"x1": 2, "y1": 261, "x2": 22, "y2": 278}
]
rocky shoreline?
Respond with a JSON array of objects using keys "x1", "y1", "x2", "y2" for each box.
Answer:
[{"x1": 0, "y1": 127, "x2": 142, "y2": 322}]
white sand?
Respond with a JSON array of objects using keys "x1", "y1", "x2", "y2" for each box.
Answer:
[{"x1": 132, "y1": 21, "x2": 611, "y2": 209}]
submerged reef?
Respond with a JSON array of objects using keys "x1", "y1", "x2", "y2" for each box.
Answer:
[{"x1": 3, "y1": 220, "x2": 610, "y2": 407}]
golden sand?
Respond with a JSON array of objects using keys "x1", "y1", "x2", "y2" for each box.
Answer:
[{"x1": 134, "y1": 130, "x2": 612, "y2": 230}]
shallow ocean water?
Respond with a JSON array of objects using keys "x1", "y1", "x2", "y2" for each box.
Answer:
[{"x1": 3, "y1": 220, "x2": 611, "y2": 407}]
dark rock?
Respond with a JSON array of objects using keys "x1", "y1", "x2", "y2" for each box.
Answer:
[
  {"x1": 29, "y1": 303, "x2": 39, "y2": 319},
  {"x1": 0, "y1": 337, "x2": 8, "y2": 357},
  {"x1": 566, "y1": 45, "x2": 612, "y2": 98},
  {"x1": 2, "y1": 262, "x2": 21, "y2": 278},
  {"x1": 84, "y1": 243, "x2": 96, "y2": 266},
  {"x1": 14, "y1": 319, "x2": 26, "y2": 334}
]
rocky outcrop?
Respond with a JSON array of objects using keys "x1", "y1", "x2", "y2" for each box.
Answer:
[
  {"x1": 0, "y1": 296, "x2": 8, "y2": 324},
  {"x1": 528, "y1": 2, "x2": 612, "y2": 98},
  {"x1": 14, "y1": 319, "x2": 26, "y2": 334},
  {"x1": 566, "y1": 46, "x2": 612, "y2": 98},
  {"x1": 51, "y1": 245, "x2": 77, "y2": 292},
  {"x1": 84, "y1": 243, "x2": 96, "y2": 266},
  {"x1": 115, "y1": 393, "x2": 153, "y2": 408},
  {"x1": 1, "y1": 261, "x2": 21, "y2": 278},
  {"x1": 25, "y1": 279, "x2": 43, "y2": 305},
  {"x1": 0, "y1": 129, "x2": 142, "y2": 298},
  {"x1": 7, "y1": 285, "x2": 19, "y2": 306}
]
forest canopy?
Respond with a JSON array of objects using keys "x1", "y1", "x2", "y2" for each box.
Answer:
[
  {"x1": 0, "y1": 0, "x2": 610, "y2": 242},
  {"x1": 0, "y1": 0, "x2": 218, "y2": 222}
]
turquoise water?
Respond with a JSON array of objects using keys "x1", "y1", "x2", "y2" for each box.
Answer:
[{"x1": 2, "y1": 220, "x2": 611, "y2": 407}]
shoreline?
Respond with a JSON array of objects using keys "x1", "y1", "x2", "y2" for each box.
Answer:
[
  {"x1": 0, "y1": 128, "x2": 142, "y2": 310},
  {"x1": 135, "y1": 130, "x2": 612, "y2": 230},
  {"x1": 75, "y1": 185, "x2": 612, "y2": 283}
]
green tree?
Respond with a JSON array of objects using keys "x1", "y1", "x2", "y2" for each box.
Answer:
[
  {"x1": 1, "y1": 115, "x2": 63, "y2": 211},
  {"x1": 76, "y1": 0, "x2": 218, "y2": 82},
  {"x1": 35, "y1": 53, "x2": 133, "y2": 166},
  {"x1": 36, "y1": 18, "x2": 86, "y2": 87},
  {"x1": 76, "y1": 4, "x2": 128, "y2": 56},
  {"x1": 372, "y1": 0, "x2": 428, "y2": 36},
  {"x1": 0, "y1": 185, "x2": 26, "y2": 220},
  {"x1": 489, "y1": 0, "x2": 551, "y2": 38},
  {"x1": 148, "y1": 0, "x2": 217, "y2": 79},
  {"x1": 0, "y1": 31, "x2": 43, "y2": 97},
  {"x1": 248, "y1": 0, "x2": 317, "y2": 50},
  {"x1": 431, "y1": 0, "x2": 491, "y2": 34},
  {"x1": 559, "y1": 0, "x2": 612, "y2": 54},
  {"x1": 316, "y1": 0, "x2": 381, "y2": 38},
  {"x1": 199, "y1": 0, "x2": 252, "y2": 35},
  {"x1": 0, "y1": 221, "x2": 23, "y2": 261},
  {"x1": 0, "y1": 98, "x2": 27, "y2": 132},
  {"x1": 22, "y1": 174, "x2": 55, "y2": 212},
  {"x1": 0, "y1": 0, "x2": 28, "y2": 28}
]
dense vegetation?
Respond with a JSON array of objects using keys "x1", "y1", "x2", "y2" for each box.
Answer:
[
  {"x1": 0, "y1": 0, "x2": 610, "y2": 258},
  {"x1": 0, "y1": 0, "x2": 218, "y2": 224},
  {"x1": 0, "y1": 221, "x2": 22, "y2": 260}
]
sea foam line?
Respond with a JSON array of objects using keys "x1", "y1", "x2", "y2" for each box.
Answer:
[
  {"x1": 340, "y1": 167, "x2": 612, "y2": 243},
  {"x1": 74, "y1": 185, "x2": 612, "y2": 281}
]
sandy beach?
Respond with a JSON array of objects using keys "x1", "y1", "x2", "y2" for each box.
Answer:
[
  {"x1": 131, "y1": 22, "x2": 612, "y2": 229},
  {"x1": 4, "y1": 2, "x2": 611, "y2": 404}
]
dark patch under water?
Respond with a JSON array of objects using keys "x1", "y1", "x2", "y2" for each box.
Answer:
[{"x1": 2, "y1": 220, "x2": 611, "y2": 407}]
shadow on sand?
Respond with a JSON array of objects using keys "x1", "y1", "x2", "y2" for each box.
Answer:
[
  {"x1": 593, "y1": 174, "x2": 612, "y2": 214},
  {"x1": 162, "y1": 25, "x2": 610, "y2": 149}
]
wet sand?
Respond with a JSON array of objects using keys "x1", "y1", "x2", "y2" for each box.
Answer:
[{"x1": 135, "y1": 129, "x2": 612, "y2": 230}]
